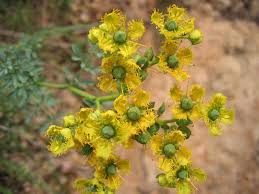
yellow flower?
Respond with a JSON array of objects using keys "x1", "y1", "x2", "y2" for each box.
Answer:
[
  {"x1": 113, "y1": 89, "x2": 156, "y2": 134},
  {"x1": 73, "y1": 178, "x2": 114, "y2": 194},
  {"x1": 98, "y1": 55, "x2": 141, "y2": 93},
  {"x1": 158, "y1": 40, "x2": 193, "y2": 81},
  {"x1": 88, "y1": 9, "x2": 145, "y2": 57},
  {"x1": 170, "y1": 84, "x2": 205, "y2": 120},
  {"x1": 93, "y1": 155, "x2": 130, "y2": 190},
  {"x1": 151, "y1": 5, "x2": 194, "y2": 40},
  {"x1": 45, "y1": 125, "x2": 75, "y2": 156},
  {"x1": 150, "y1": 131, "x2": 191, "y2": 171},
  {"x1": 164, "y1": 164, "x2": 206, "y2": 194},
  {"x1": 202, "y1": 93, "x2": 234, "y2": 136}
]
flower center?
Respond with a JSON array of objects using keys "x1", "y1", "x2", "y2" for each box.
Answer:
[
  {"x1": 208, "y1": 109, "x2": 220, "y2": 121},
  {"x1": 167, "y1": 55, "x2": 179, "y2": 69},
  {"x1": 112, "y1": 66, "x2": 126, "y2": 80},
  {"x1": 156, "y1": 173, "x2": 168, "y2": 187},
  {"x1": 165, "y1": 20, "x2": 178, "y2": 31},
  {"x1": 101, "y1": 125, "x2": 116, "y2": 139},
  {"x1": 180, "y1": 97, "x2": 193, "y2": 111},
  {"x1": 81, "y1": 144, "x2": 93, "y2": 156},
  {"x1": 163, "y1": 143, "x2": 176, "y2": 158},
  {"x1": 135, "y1": 132, "x2": 151, "y2": 144},
  {"x1": 176, "y1": 169, "x2": 189, "y2": 180},
  {"x1": 127, "y1": 106, "x2": 141, "y2": 121},
  {"x1": 113, "y1": 31, "x2": 127, "y2": 44},
  {"x1": 105, "y1": 163, "x2": 117, "y2": 176}
]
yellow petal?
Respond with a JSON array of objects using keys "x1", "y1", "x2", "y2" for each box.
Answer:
[
  {"x1": 220, "y1": 108, "x2": 234, "y2": 124},
  {"x1": 101, "y1": 9, "x2": 125, "y2": 32},
  {"x1": 177, "y1": 147, "x2": 191, "y2": 166},
  {"x1": 170, "y1": 85, "x2": 183, "y2": 101},
  {"x1": 158, "y1": 157, "x2": 172, "y2": 172},
  {"x1": 98, "y1": 74, "x2": 117, "y2": 92},
  {"x1": 113, "y1": 95, "x2": 129, "y2": 115},
  {"x1": 177, "y1": 47, "x2": 193, "y2": 65},
  {"x1": 167, "y1": 5, "x2": 186, "y2": 20},
  {"x1": 210, "y1": 125, "x2": 222, "y2": 136},
  {"x1": 125, "y1": 73, "x2": 141, "y2": 91},
  {"x1": 190, "y1": 84, "x2": 205, "y2": 101},
  {"x1": 161, "y1": 40, "x2": 179, "y2": 55},
  {"x1": 132, "y1": 89, "x2": 150, "y2": 107},
  {"x1": 212, "y1": 93, "x2": 227, "y2": 106},
  {"x1": 95, "y1": 142, "x2": 113, "y2": 159},
  {"x1": 128, "y1": 20, "x2": 145, "y2": 40},
  {"x1": 151, "y1": 9, "x2": 164, "y2": 28}
]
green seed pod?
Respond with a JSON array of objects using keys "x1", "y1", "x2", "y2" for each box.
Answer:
[
  {"x1": 127, "y1": 106, "x2": 141, "y2": 121},
  {"x1": 176, "y1": 168, "x2": 189, "y2": 180},
  {"x1": 165, "y1": 20, "x2": 178, "y2": 31},
  {"x1": 63, "y1": 115, "x2": 76, "y2": 127},
  {"x1": 167, "y1": 55, "x2": 179, "y2": 69},
  {"x1": 81, "y1": 144, "x2": 93, "y2": 156},
  {"x1": 105, "y1": 164, "x2": 117, "y2": 176},
  {"x1": 113, "y1": 31, "x2": 127, "y2": 44},
  {"x1": 101, "y1": 125, "x2": 116, "y2": 139},
  {"x1": 163, "y1": 143, "x2": 176, "y2": 158},
  {"x1": 156, "y1": 173, "x2": 168, "y2": 187},
  {"x1": 180, "y1": 97, "x2": 193, "y2": 111},
  {"x1": 188, "y1": 29, "x2": 203, "y2": 45},
  {"x1": 147, "y1": 123, "x2": 160, "y2": 136},
  {"x1": 179, "y1": 126, "x2": 191, "y2": 139},
  {"x1": 144, "y1": 48, "x2": 154, "y2": 61},
  {"x1": 137, "y1": 56, "x2": 149, "y2": 68},
  {"x1": 112, "y1": 66, "x2": 126, "y2": 80},
  {"x1": 135, "y1": 132, "x2": 151, "y2": 144},
  {"x1": 208, "y1": 109, "x2": 220, "y2": 121}
]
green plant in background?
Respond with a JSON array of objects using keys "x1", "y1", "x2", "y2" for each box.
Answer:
[{"x1": 42, "y1": 4, "x2": 234, "y2": 194}]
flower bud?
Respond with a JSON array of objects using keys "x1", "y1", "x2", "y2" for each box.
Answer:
[
  {"x1": 105, "y1": 164, "x2": 117, "y2": 176},
  {"x1": 147, "y1": 123, "x2": 160, "y2": 136},
  {"x1": 135, "y1": 132, "x2": 151, "y2": 144},
  {"x1": 163, "y1": 143, "x2": 176, "y2": 158},
  {"x1": 149, "y1": 56, "x2": 159, "y2": 66},
  {"x1": 156, "y1": 173, "x2": 168, "y2": 187},
  {"x1": 81, "y1": 144, "x2": 93, "y2": 156},
  {"x1": 144, "y1": 48, "x2": 154, "y2": 61},
  {"x1": 208, "y1": 109, "x2": 220, "y2": 121},
  {"x1": 167, "y1": 55, "x2": 179, "y2": 69},
  {"x1": 127, "y1": 106, "x2": 141, "y2": 121},
  {"x1": 63, "y1": 115, "x2": 76, "y2": 127},
  {"x1": 113, "y1": 31, "x2": 127, "y2": 44},
  {"x1": 188, "y1": 29, "x2": 203, "y2": 45},
  {"x1": 165, "y1": 20, "x2": 178, "y2": 31},
  {"x1": 137, "y1": 56, "x2": 149, "y2": 68},
  {"x1": 112, "y1": 66, "x2": 126, "y2": 80},
  {"x1": 101, "y1": 125, "x2": 116, "y2": 139},
  {"x1": 180, "y1": 97, "x2": 193, "y2": 111},
  {"x1": 176, "y1": 169, "x2": 189, "y2": 180}
]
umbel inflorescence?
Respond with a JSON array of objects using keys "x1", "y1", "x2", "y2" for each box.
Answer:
[{"x1": 45, "y1": 4, "x2": 234, "y2": 194}]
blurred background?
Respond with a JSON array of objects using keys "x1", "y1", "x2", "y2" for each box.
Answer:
[{"x1": 0, "y1": 0, "x2": 259, "y2": 194}]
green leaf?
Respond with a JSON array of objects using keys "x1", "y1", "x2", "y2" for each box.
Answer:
[{"x1": 157, "y1": 102, "x2": 166, "y2": 116}]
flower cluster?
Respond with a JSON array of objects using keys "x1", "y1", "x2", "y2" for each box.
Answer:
[{"x1": 45, "y1": 4, "x2": 234, "y2": 194}]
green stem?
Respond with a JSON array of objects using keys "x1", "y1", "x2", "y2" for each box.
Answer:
[{"x1": 38, "y1": 81, "x2": 118, "y2": 108}]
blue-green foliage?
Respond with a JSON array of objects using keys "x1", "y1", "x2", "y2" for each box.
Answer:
[{"x1": 0, "y1": 35, "x2": 54, "y2": 120}]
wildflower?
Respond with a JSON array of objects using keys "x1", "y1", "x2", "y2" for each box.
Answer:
[
  {"x1": 74, "y1": 178, "x2": 114, "y2": 194},
  {"x1": 150, "y1": 131, "x2": 191, "y2": 171},
  {"x1": 98, "y1": 55, "x2": 141, "y2": 93},
  {"x1": 170, "y1": 84, "x2": 205, "y2": 120},
  {"x1": 93, "y1": 155, "x2": 130, "y2": 189},
  {"x1": 158, "y1": 40, "x2": 193, "y2": 81},
  {"x1": 88, "y1": 9, "x2": 145, "y2": 57},
  {"x1": 202, "y1": 93, "x2": 234, "y2": 136},
  {"x1": 75, "y1": 108, "x2": 133, "y2": 159},
  {"x1": 113, "y1": 89, "x2": 156, "y2": 134},
  {"x1": 151, "y1": 5, "x2": 194, "y2": 40},
  {"x1": 165, "y1": 164, "x2": 206, "y2": 193},
  {"x1": 45, "y1": 125, "x2": 75, "y2": 156}
]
